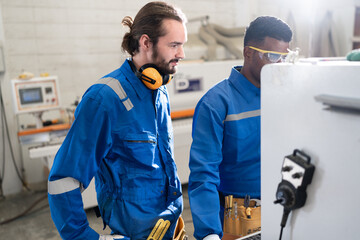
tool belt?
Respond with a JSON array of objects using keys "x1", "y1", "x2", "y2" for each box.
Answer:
[
  {"x1": 220, "y1": 192, "x2": 261, "y2": 238},
  {"x1": 173, "y1": 216, "x2": 187, "y2": 240}
]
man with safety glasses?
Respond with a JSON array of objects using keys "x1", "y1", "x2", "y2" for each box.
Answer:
[{"x1": 188, "y1": 16, "x2": 292, "y2": 240}]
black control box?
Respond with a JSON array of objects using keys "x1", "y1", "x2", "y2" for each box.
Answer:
[{"x1": 274, "y1": 149, "x2": 315, "y2": 211}]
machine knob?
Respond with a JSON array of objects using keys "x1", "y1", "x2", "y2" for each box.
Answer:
[{"x1": 275, "y1": 185, "x2": 295, "y2": 209}]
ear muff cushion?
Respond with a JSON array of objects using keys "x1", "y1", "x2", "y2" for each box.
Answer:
[
  {"x1": 162, "y1": 74, "x2": 173, "y2": 85},
  {"x1": 141, "y1": 67, "x2": 163, "y2": 90}
]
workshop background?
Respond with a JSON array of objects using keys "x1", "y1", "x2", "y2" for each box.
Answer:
[{"x1": 0, "y1": 0, "x2": 359, "y2": 239}]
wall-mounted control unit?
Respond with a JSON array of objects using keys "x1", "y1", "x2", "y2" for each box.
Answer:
[
  {"x1": 274, "y1": 149, "x2": 315, "y2": 240},
  {"x1": 11, "y1": 76, "x2": 61, "y2": 114}
]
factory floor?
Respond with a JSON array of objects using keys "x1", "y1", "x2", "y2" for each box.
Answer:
[{"x1": 0, "y1": 184, "x2": 195, "y2": 240}]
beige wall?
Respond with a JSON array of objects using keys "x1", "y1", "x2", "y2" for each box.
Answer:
[{"x1": 257, "y1": 0, "x2": 357, "y2": 57}]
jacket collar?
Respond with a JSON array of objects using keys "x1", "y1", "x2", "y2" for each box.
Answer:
[
  {"x1": 120, "y1": 58, "x2": 152, "y2": 100},
  {"x1": 121, "y1": 59, "x2": 168, "y2": 99},
  {"x1": 229, "y1": 66, "x2": 260, "y2": 100}
]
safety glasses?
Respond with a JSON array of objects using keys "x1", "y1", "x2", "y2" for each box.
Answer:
[{"x1": 249, "y1": 46, "x2": 288, "y2": 63}]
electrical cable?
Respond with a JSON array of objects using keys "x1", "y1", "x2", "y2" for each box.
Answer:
[
  {"x1": 0, "y1": 80, "x2": 6, "y2": 198},
  {"x1": 0, "y1": 194, "x2": 48, "y2": 225},
  {"x1": 278, "y1": 208, "x2": 290, "y2": 240},
  {"x1": 279, "y1": 226, "x2": 284, "y2": 240},
  {"x1": 0, "y1": 91, "x2": 5, "y2": 198},
  {"x1": 0, "y1": 80, "x2": 29, "y2": 191}
]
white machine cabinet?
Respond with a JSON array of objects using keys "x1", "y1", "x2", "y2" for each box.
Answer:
[{"x1": 261, "y1": 61, "x2": 360, "y2": 239}]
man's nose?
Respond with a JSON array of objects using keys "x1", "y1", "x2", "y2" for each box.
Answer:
[{"x1": 176, "y1": 45, "x2": 185, "y2": 59}]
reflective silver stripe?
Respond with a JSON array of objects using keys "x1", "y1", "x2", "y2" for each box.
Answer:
[
  {"x1": 122, "y1": 99, "x2": 134, "y2": 111},
  {"x1": 99, "y1": 235, "x2": 127, "y2": 240},
  {"x1": 48, "y1": 177, "x2": 81, "y2": 195},
  {"x1": 97, "y1": 77, "x2": 134, "y2": 111},
  {"x1": 224, "y1": 109, "x2": 261, "y2": 122}
]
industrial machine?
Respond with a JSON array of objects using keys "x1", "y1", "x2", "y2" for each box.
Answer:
[
  {"x1": 11, "y1": 76, "x2": 61, "y2": 128},
  {"x1": 261, "y1": 60, "x2": 360, "y2": 239},
  {"x1": 11, "y1": 76, "x2": 68, "y2": 145},
  {"x1": 11, "y1": 76, "x2": 60, "y2": 113},
  {"x1": 11, "y1": 76, "x2": 97, "y2": 209}
]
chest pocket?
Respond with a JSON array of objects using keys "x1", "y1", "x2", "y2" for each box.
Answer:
[{"x1": 123, "y1": 132, "x2": 158, "y2": 169}]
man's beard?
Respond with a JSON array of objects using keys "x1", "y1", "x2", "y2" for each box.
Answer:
[{"x1": 152, "y1": 45, "x2": 179, "y2": 75}]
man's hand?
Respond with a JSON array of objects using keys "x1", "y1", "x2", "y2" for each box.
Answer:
[{"x1": 203, "y1": 234, "x2": 220, "y2": 240}]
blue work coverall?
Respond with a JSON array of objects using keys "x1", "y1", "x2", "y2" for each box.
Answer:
[
  {"x1": 188, "y1": 66, "x2": 260, "y2": 240},
  {"x1": 48, "y1": 59, "x2": 182, "y2": 240}
]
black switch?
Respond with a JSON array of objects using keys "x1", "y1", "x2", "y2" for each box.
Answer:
[
  {"x1": 292, "y1": 172, "x2": 303, "y2": 179},
  {"x1": 282, "y1": 166, "x2": 293, "y2": 172}
]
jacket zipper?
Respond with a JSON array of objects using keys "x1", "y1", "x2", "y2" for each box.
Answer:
[{"x1": 125, "y1": 140, "x2": 156, "y2": 144}]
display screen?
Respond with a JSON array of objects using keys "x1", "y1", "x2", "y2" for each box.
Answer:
[{"x1": 19, "y1": 88, "x2": 43, "y2": 105}]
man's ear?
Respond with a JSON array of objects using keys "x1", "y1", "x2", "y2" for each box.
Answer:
[
  {"x1": 139, "y1": 34, "x2": 152, "y2": 51},
  {"x1": 243, "y1": 46, "x2": 252, "y2": 59}
]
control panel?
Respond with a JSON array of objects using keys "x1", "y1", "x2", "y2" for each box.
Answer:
[
  {"x1": 274, "y1": 149, "x2": 315, "y2": 210},
  {"x1": 274, "y1": 149, "x2": 315, "y2": 240},
  {"x1": 11, "y1": 76, "x2": 61, "y2": 114}
]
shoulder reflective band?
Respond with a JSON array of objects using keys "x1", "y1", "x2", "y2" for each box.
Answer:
[
  {"x1": 48, "y1": 177, "x2": 83, "y2": 195},
  {"x1": 224, "y1": 109, "x2": 261, "y2": 122},
  {"x1": 97, "y1": 77, "x2": 134, "y2": 111}
]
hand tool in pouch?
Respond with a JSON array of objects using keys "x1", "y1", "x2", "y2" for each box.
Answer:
[{"x1": 147, "y1": 218, "x2": 171, "y2": 240}]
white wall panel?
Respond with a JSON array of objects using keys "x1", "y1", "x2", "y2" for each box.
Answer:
[
  {"x1": 2, "y1": 7, "x2": 34, "y2": 23},
  {"x1": 7, "y1": 38, "x2": 37, "y2": 55},
  {"x1": 33, "y1": 8, "x2": 68, "y2": 23},
  {"x1": 4, "y1": 23, "x2": 35, "y2": 38},
  {"x1": 7, "y1": 55, "x2": 39, "y2": 75},
  {"x1": 35, "y1": 23, "x2": 68, "y2": 38}
]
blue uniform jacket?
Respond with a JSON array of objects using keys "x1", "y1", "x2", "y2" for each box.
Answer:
[
  {"x1": 48, "y1": 59, "x2": 182, "y2": 240},
  {"x1": 188, "y1": 66, "x2": 260, "y2": 240}
]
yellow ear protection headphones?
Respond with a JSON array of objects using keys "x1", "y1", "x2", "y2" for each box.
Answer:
[{"x1": 129, "y1": 60, "x2": 172, "y2": 90}]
